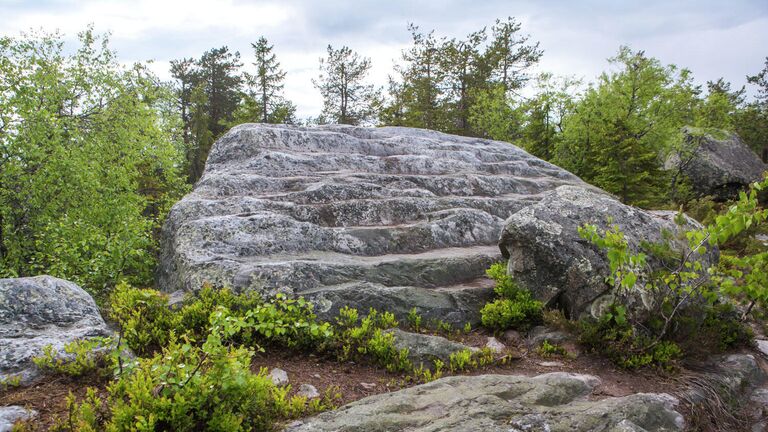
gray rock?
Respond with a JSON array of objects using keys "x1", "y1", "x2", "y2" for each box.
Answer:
[
  {"x1": 158, "y1": 124, "x2": 585, "y2": 324},
  {"x1": 386, "y1": 328, "x2": 475, "y2": 368},
  {"x1": 665, "y1": 129, "x2": 766, "y2": 201},
  {"x1": 538, "y1": 361, "x2": 565, "y2": 367},
  {"x1": 0, "y1": 406, "x2": 37, "y2": 432},
  {"x1": 502, "y1": 329, "x2": 524, "y2": 345},
  {"x1": 757, "y1": 339, "x2": 768, "y2": 357},
  {"x1": 527, "y1": 325, "x2": 573, "y2": 348},
  {"x1": 297, "y1": 383, "x2": 320, "y2": 399},
  {"x1": 679, "y1": 354, "x2": 765, "y2": 406},
  {"x1": 269, "y1": 368, "x2": 289, "y2": 386},
  {"x1": 284, "y1": 373, "x2": 684, "y2": 432},
  {"x1": 0, "y1": 276, "x2": 112, "y2": 384},
  {"x1": 485, "y1": 336, "x2": 506, "y2": 353},
  {"x1": 499, "y1": 185, "x2": 716, "y2": 319}
]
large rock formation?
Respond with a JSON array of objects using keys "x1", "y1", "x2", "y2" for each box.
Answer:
[
  {"x1": 666, "y1": 129, "x2": 766, "y2": 200},
  {"x1": 0, "y1": 276, "x2": 111, "y2": 384},
  {"x1": 158, "y1": 124, "x2": 586, "y2": 324},
  {"x1": 284, "y1": 373, "x2": 684, "y2": 432},
  {"x1": 499, "y1": 185, "x2": 716, "y2": 319}
]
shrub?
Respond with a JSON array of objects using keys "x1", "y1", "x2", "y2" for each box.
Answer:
[
  {"x1": 480, "y1": 263, "x2": 543, "y2": 331},
  {"x1": 537, "y1": 340, "x2": 568, "y2": 358},
  {"x1": 448, "y1": 349, "x2": 476, "y2": 372},
  {"x1": 108, "y1": 282, "x2": 174, "y2": 355},
  {"x1": 333, "y1": 307, "x2": 411, "y2": 372},
  {"x1": 53, "y1": 309, "x2": 334, "y2": 431},
  {"x1": 407, "y1": 307, "x2": 422, "y2": 331},
  {"x1": 578, "y1": 305, "x2": 682, "y2": 370},
  {"x1": 109, "y1": 284, "x2": 333, "y2": 356},
  {"x1": 480, "y1": 294, "x2": 543, "y2": 331},
  {"x1": 33, "y1": 337, "x2": 114, "y2": 378}
]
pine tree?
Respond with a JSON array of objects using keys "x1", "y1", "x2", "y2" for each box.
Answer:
[
  {"x1": 558, "y1": 47, "x2": 681, "y2": 206},
  {"x1": 250, "y1": 36, "x2": 287, "y2": 123},
  {"x1": 188, "y1": 84, "x2": 214, "y2": 183},
  {"x1": 313, "y1": 45, "x2": 380, "y2": 125},
  {"x1": 390, "y1": 25, "x2": 446, "y2": 130},
  {"x1": 169, "y1": 57, "x2": 198, "y2": 146},
  {"x1": 486, "y1": 17, "x2": 543, "y2": 92},
  {"x1": 440, "y1": 29, "x2": 487, "y2": 134},
  {"x1": 197, "y1": 46, "x2": 243, "y2": 138}
]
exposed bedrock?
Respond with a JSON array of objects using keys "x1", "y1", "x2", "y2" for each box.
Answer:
[
  {"x1": 283, "y1": 373, "x2": 685, "y2": 432},
  {"x1": 158, "y1": 124, "x2": 586, "y2": 325}
]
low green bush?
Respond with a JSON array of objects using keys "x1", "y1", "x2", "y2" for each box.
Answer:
[
  {"x1": 480, "y1": 263, "x2": 543, "y2": 331},
  {"x1": 537, "y1": 340, "x2": 568, "y2": 358},
  {"x1": 109, "y1": 283, "x2": 332, "y2": 356},
  {"x1": 108, "y1": 282, "x2": 175, "y2": 356},
  {"x1": 578, "y1": 305, "x2": 682, "y2": 370},
  {"x1": 33, "y1": 337, "x2": 114, "y2": 378},
  {"x1": 48, "y1": 308, "x2": 337, "y2": 432}
]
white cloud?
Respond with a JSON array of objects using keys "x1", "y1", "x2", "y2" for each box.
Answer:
[
  {"x1": 2, "y1": 0, "x2": 766, "y2": 119},
  {"x1": 5, "y1": 0, "x2": 293, "y2": 40}
]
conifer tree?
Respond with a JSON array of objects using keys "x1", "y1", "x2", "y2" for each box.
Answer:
[
  {"x1": 313, "y1": 45, "x2": 380, "y2": 125},
  {"x1": 250, "y1": 36, "x2": 289, "y2": 123}
]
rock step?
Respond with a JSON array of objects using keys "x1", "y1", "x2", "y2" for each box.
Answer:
[
  {"x1": 203, "y1": 150, "x2": 570, "y2": 182},
  {"x1": 225, "y1": 245, "x2": 501, "y2": 293},
  {"x1": 173, "y1": 210, "x2": 503, "y2": 261},
  {"x1": 302, "y1": 279, "x2": 496, "y2": 326},
  {"x1": 171, "y1": 194, "x2": 542, "y2": 229},
  {"x1": 195, "y1": 172, "x2": 571, "y2": 200}
]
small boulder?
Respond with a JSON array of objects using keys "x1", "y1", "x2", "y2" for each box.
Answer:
[
  {"x1": 0, "y1": 276, "x2": 112, "y2": 384},
  {"x1": 386, "y1": 328, "x2": 475, "y2": 368},
  {"x1": 527, "y1": 326, "x2": 573, "y2": 348},
  {"x1": 484, "y1": 337, "x2": 506, "y2": 353},
  {"x1": 0, "y1": 406, "x2": 37, "y2": 432},
  {"x1": 502, "y1": 329, "x2": 524, "y2": 346},
  {"x1": 297, "y1": 384, "x2": 320, "y2": 399},
  {"x1": 359, "y1": 382, "x2": 377, "y2": 391},
  {"x1": 665, "y1": 129, "x2": 766, "y2": 201},
  {"x1": 269, "y1": 368, "x2": 289, "y2": 386},
  {"x1": 757, "y1": 340, "x2": 768, "y2": 358}
]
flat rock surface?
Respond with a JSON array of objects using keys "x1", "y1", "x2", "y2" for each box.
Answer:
[
  {"x1": 284, "y1": 373, "x2": 684, "y2": 432},
  {"x1": 0, "y1": 276, "x2": 111, "y2": 384},
  {"x1": 158, "y1": 124, "x2": 585, "y2": 324}
]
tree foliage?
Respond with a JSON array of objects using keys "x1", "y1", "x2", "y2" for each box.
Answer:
[
  {"x1": 0, "y1": 29, "x2": 187, "y2": 296},
  {"x1": 313, "y1": 44, "x2": 381, "y2": 125},
  {"x1": 383, "y1": 19, "x2": 542, "y2": 136}
]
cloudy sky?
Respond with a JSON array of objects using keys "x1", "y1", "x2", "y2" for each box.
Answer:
[{"x1": 2, "y1": 0, "x2": 767, "y2": 119}]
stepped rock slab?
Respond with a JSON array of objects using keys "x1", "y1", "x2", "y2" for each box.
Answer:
[
  {"x1": 159, "y1": 124, "x2": 585, "y2": 323},
  {"x1": 284, "y1": 373, "x2": 684, "y2": 432},
  {"x1": 0, "y1": 276, "x2": 111, "y2": 384}
]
